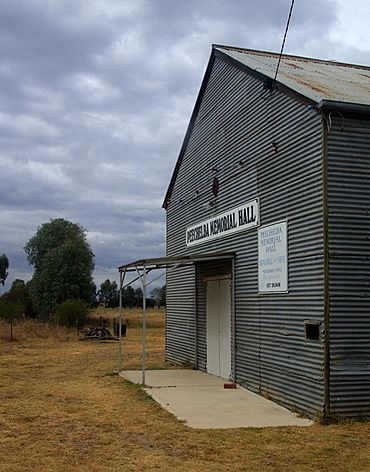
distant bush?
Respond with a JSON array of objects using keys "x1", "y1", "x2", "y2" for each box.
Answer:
[
  {"x1": 0, "y1": 301, "x2": 24, "y2": 341},
  {"x1": 1, "y1": 280, "x2": 35, "y2": 317},
  {"x1": 0, "y1": 301, "x2": 24, "y2": 322},
  {"x1": 54, "y1": 299, "x2": 89, "y2": 328}
]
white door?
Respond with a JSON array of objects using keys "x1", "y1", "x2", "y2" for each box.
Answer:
[{"x1": 206, "y1": 278, "x2": 231, "y2": 379}]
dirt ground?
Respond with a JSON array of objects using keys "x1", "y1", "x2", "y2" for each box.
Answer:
[{"x1": 0, "y1": 309, "x2": 369, "y2": 472}]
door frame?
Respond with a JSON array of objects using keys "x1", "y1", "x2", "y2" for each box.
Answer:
[
  {"x1": 203, "y1": 274, "x2": 231, "y2": 282},
  {"x1": 205, "y1": 275, "x2": 232, "y2": 379},
  {"x1": 195, "y1": 258, "x2": 236, "y2": 383}
]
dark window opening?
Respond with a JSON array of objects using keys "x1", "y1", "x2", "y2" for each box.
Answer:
[{"x1": 305, "y1": 322, "x2": 320, "y2": 341}]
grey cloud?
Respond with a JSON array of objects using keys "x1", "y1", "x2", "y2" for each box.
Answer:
[{"x1": 0, "y1": 0, "x2": 367, "y2": 293}]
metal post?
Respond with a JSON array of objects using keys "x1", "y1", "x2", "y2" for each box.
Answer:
[
  {"x1": 232, "y1": 257, "x2": 236, "y2": 384},
  {"x1": 194, "y1": 265, "x2": 198, "y2": 369},
  {"x1": 118, "y1": 270, "x2": 125, "y2": 372},
  {"x1": 142, "y1": 264, "x2": 147, "y2": 386}
]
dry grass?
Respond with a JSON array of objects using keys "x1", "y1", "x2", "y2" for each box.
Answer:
[
  {"x1": 92, "y1": 306, "x2": 165, "y2": 329},
  {"x1": 0, "y1": 318, "x2": 79, "y2": 343},
  {"x1": 0, "y1": 308, "x2": 369, "y2": 472}
]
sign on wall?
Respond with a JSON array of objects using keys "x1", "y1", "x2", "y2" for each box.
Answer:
[
  {"x1": 258, "y1": 220, "x2": 288, "y2": 293},
  {"x1": 186, "y1": 199, "x2": 259, "y2": 247}
]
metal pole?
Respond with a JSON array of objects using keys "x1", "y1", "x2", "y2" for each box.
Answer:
[
  {"x1": 232, "y1": 257, "x2": 236, "y2": 384},
  {"x1": 118, "y1": 270, "x2": 125, "y2": 372},
  {"x1": 142, "y1": 264, "x2": 147, "y2": 386},
  {"x1": 194, "y1": 265, "x2": 198, "y2": 369}
]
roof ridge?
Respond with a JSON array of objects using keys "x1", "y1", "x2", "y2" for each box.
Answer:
[{"x1": 213, "y1": 44, "x2": 370, "y2": 71}]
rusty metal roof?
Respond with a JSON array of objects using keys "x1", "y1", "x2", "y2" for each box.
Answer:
[{"x1": 214, "y1": 45, "x2": 370, "y2": 107}]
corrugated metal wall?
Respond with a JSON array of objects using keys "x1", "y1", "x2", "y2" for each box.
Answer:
[
  {"x1": 327, "y1": 115, "x2": 370, "y2": 416},
  {"x1": 166, "y1": 53, "x2": 325, "y2": 417},
  {"x1": 165, "y1": 266, "x2": 196, "y2": 365}
]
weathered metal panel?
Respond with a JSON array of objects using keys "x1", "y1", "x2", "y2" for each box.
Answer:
[
  {"x1": 166, "y1": 54, "x2": 325, "y2": 417},
  {"x1": 165, "y1": 266, "x2": 196, "y2": 365},
  {"x1": 327, "y1": 116, "x2": 370, "y2": 416},
  {"x1": 215, "y1": 46, "x2": 370, "y2": 107}
]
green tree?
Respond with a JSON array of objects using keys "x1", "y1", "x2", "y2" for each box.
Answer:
[
  {"x1": 0, "y1": 254, "x2": 9, "y2": 286},
  {"x1": 150, "y1": 285, "x2": 166, "y2": 307},
  {"x1": 24, "y1": 218, "x2": 95, "y2": 318},
  {"x1": 135, "y1": 287, "x2": 143, "y2": 307},
  {"x1": 54, "y1": 299, "x2": 90, "y2": 328},
  {"x1": 1, "y1": 279, "x2": 34, "y2": 317},
  {"x1": 0, "y1": 300, "x2": 24, "y2": 341},
  {"x1": 10, "y1": 279, "x2": 25, "y2": 291},
  {"x1": 123, "y1": 286, "x2": 136, "y2": 308},
  {"x1": 98, "y1": 279, "x2": 118, "y2": 307}
]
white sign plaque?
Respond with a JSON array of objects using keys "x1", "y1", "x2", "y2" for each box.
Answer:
[
  {"x1": 186, "y1": 199, "x2": 259, "y2": 247},
  {"x1": 258, "y1": 221, "x2": 288, "y2": 293}
]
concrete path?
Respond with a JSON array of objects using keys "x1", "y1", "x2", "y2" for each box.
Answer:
[{"x1": 120, "y1": 369, "x2": 313, "y2": 429}]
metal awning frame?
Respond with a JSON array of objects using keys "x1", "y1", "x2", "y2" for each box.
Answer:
[
  {"x1": 117, "y1": 252, "x2": 235, "y2": 385},
  {"x1": 118, "y1": 252, "x2": 236, "y2": 273}
]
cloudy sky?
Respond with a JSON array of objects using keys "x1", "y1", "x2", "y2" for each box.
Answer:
[{"x1": 0, "y1": 0, "x2": 369, "y2": 290}]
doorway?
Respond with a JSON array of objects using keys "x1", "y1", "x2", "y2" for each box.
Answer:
[{"x1": 206, "y1": 276, "x2": 231, "y2": 379}]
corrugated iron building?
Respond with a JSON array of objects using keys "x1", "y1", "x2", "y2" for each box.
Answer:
[{"x1": 163, "y1": 45, "x2": 370, "y2": 419}]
